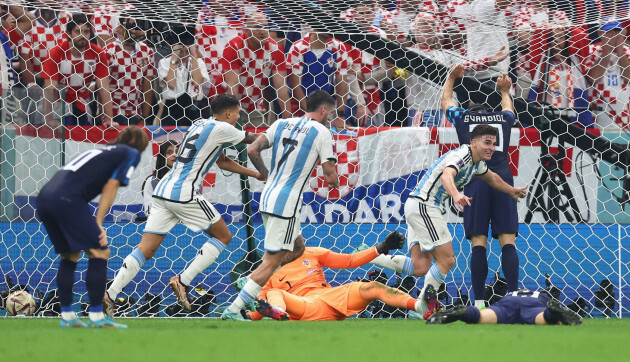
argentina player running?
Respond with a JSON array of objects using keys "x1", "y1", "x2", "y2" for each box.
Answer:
[
  {"x1": 37, "y1": 126, "x2": 149, "y2": 328},
  {"x1": 405, "y1": 123, "x2": 527, "y2": 319},
  {"x1": 443, "y1": 64, "x2": 521, "y2": 308},
  {"x1": 104, "y1": 95, "x2": 264, "y2": 314},
  {"x1": 222, "y1": 90, "x2": 340, "y2": 320}
]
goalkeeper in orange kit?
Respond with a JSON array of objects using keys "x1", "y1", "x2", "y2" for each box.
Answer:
[{"x1": 237, "y1": 231, "x2": 439, "y2": 321}]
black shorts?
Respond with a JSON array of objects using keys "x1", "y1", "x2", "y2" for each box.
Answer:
[
  {"x1": 36, "y1": 193, "x2": 103, "y2": 254},
  {"x1": 463, "y1": 174, "x2": 518, "y2": 239}
]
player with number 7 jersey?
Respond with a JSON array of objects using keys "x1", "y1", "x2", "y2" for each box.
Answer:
[
  {"x1": 104, "y1": 95, "x2": 264, "y2": 315},
  {"x1": 222, "y1": 90, "x2": 340, "y2": 321}
]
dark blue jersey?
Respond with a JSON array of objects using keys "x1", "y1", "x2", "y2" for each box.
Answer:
[
  {"x1": 40, "y1": 144, "x2": 141, "y2": 202},
  {"x1": 506, "y1": 289, "x2": 553, "y2": 303},
  {"x1": 445, "y1": 106, "x2": 515, "y2": 176}
]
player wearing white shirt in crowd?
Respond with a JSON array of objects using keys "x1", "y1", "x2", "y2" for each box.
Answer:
[
  {"x1": 404, "y1": 68, "x2": 527, "y2": 318},
  {"x1": 466, "y1": 0, "x2": 511, "y2": 80},
  {"x1": 103, "y1": 95, "x2": 264, "y2": 315},
  {"x1": 222, "y1": 90, "x2": 340, "y2": 321}
]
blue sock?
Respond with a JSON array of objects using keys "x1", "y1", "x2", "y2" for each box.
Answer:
[
  {"x1": 86, "y1": 258, "x2": 108, "y2": 309},
  {"x1": 402, "y1": 257, "x2": 414, "y2": 276},
  {"x1": 462, "y1": 306, "x2": 481, "y2": 323},
  {"x1": 501, "y1": 244, "x2": 519, "y2": 292},
  {"x1": 57, "y1": 259, "x2": 77, "y2": 309},
  {"x1": 470, "y1": 246, "x2": 488, "y2": 301}
]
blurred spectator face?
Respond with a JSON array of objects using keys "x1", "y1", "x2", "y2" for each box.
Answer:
[
  {"x1": 165, "y1": 145, "x2": 176, "y2": 168},
  {"x1": 550, "y1": 27, "x2": 568, "y2": 58},
  {"x1": 315, "y1": 32, "x2": 332, "y2": 42},
  {"x1": 413, "y1": 14, "x2": 438, "y2": 47},
  {"x1": 70, "y1": 22, "x2": 91, "y2": 50},
  {"x1": 245, "y1": 13, "x2": 269, "y2": 45},
  {"x1": 355, "y1": 5, "x2": 375, "y2": 29},
  {"x1": 39, "y1": 9, "x2": 57, "y2": 22},
  {"x1": 172, "y1": 43, "x2": 189, "y2": 59}
]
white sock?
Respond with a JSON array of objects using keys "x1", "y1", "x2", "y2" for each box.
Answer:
[
  {"x1": 414, "y1": 300, "x2": 423, "y2": 314},
  {"x1": 370, "y1": 255, "x2": 415, "y2": 275},
  {"x1": 418, "y1": 263, "x2": 447, "y2": 314},
  {"x1": 107, "y1": 248, "x2": 145, "y2": 299},
  {"x1": 180, "y1": 239, "x2": 226, "y2": 286},
  {"x1": 89, "y1": 312, "x2": 105, "y2": 321},
  {"x1": 474, "y1": 300, "x2": 486, "y2": 309},
  {"x1": 228, "y1": 278, "x2": 263, "y2": 314},
  {"x1": 61, "y1": 311, "x2": 77, "y2": 320}
]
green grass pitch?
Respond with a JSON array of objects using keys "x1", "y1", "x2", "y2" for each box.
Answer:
[{"x1": 2, "y1": 318, "x2": 628, "y2": 361}]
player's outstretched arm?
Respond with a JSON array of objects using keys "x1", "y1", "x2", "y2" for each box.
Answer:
[
  {"x1": 247, "y1": 134, "x2": 271, "y2": 180},
  {"x1": 216, "y1": 152, "x2": 265, "y2": 181},
  {"x1": 441, "y1": 167, "x2": 472, "y2": 211},
  {"x1": 95, "y1": 179, "x2": 121, "y2": 247},
  {"x1": 478, "y1": 170, "x2": 526, "y2": 201},
  {"x1": 441, "y1": 64, "x2": 464, "y2": 113}
]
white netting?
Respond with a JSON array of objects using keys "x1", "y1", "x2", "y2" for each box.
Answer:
[{"x1": 0, "y1": 0, "x2": 628, "y2": 318}]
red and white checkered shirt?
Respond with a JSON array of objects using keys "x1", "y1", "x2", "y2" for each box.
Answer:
[
  {"x1": 219, "y1": 34, "x2": 287, "y2": 112},
  {"x1": 444, "y1": 0, "x2": 469, "y2": 33},
  {"x1": 287, "y1": 36, "x2": 351, "y2": 76},
  {"x1": 41, "y1": 40, "x2": 109, "y2": 112},
  {"x1": 20, "y1": 11, "x2": 69, "y2": 75},
  {"x1": 588, "y1": 44, "x2": 630, "y2": 128},
  {"x1": 92, "y1": 2, "x2": 135, "y2": 39},
  {"x1": 105, "y1": 40, "x2": 156, "y2": 116}
]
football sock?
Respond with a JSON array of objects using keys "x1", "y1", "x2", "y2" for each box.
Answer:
[
  {"x1": 462, "y1": 306, "x2": 481, "y2": 323},
  {"x1": 471, "y1": 246, "x2": 488, "y2": 304},
  {"x1": 370, "y1": 255, "x2": 415, "y2": 276},
  {"x1": 543, "y1": 309, "x2": 559, "y2": 324},
  {"x1": 180, "y1": 238, "x2": 226, "y2": 286},
  {"x1": 57, "y1": 259, "x2": 77, "y2": 311},
  {"x1": 228, "y1": 278, "x2": 262, "y2": 314},
  {"x1": 474, "y1": 299, "x2": 486, "y2": 309},
  {"x1": 418, "y1": 263, "x2": 447, "y2": 314},
  {"x1": 501, "y1": 244, "x2": 519, "y2": 292},
  {"x1": 89, "y1": 308, "x2": 105, "y2": 322},
  {"x1": 86, "y1": 258, "x2": 107, "y2": 316},
  {"x1": 107, "y1": 248, "x2": 145, "y2": 299}
]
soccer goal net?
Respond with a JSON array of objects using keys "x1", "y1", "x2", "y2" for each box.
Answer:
[{"x1": 0, "y1": 0, "x2": 628, "y2": 318}]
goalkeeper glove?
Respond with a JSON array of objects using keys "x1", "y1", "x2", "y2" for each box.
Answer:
[{"x1": 375, "y1": 231, "x2": 405, "y2": 255}]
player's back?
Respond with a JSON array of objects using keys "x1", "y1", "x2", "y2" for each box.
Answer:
[
  {"x1": 153, "y1": 118, "x2": 245, "y2": 203},
  {"x1": 260, "y1": 116, "x2": 336, "y2": 218},
  {"x1": 40, "y1": 144, "x2": 140, "y2": 202}
]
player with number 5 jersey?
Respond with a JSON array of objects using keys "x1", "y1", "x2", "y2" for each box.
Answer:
[
  {"x1": 222, "y1": 90, "x2": 340, "y2": 321},
  {"x1": 104, "y1": 95, "x2": 264, "y2": 314}
]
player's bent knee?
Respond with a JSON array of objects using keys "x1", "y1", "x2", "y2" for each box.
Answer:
[
  {"x1": 86, "y1": 247, "x2": 110, "y2": 259},
  {"x1": 61, "y1": 252, "x2": 81, "y2": 263}
]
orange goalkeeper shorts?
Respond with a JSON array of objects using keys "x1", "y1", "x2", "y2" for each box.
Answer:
[{"x1": 300, "y1": 282, "x2": 368, "y2": 321}]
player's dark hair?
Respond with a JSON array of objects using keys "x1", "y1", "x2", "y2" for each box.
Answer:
[
  {"x1": 114, "y1": 126, "x2": 149, "y2": 153},
  {"x1": 470, "y1": 124, "x2": 499, "y2": 140},
  {"x1": 210, "y1": 94, "x2": 240, "y2": 115},
  {"x1": 66, "y1": 13, "x2": 91, "y2": 34},
  {"x1": 305, "y1": 90, "x2": 335, "y2": 112},
  {"x1": 155, "y1": 140, "x2": 178, "y2": 180},
  {"x1": 468, "y1": 103, "x2": 489, "y2": 113}
]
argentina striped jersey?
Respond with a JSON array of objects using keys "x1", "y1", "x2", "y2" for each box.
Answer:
[
  {"x1": 153, "y1": 118, "x2": 246, "y2": 202},
  {"x1": 260, "y1": 117, "x2": 336, "y2": 218},
  {"x1": 410, "y1": 145, "x2": 488, "y2": 209}
]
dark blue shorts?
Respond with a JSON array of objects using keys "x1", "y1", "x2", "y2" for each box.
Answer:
[
  {"x1": 36, "y1": 193, "x2": 103, "y2": 254},
  {"x1": 487, "y1": 295, "x2": 547, "y2": 324},
  {"x1": 463, "y1": 174, "x2": 518, "y2": 239}
]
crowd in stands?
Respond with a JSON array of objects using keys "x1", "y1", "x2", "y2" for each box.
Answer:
[{"x1": 1, "y1": 0, "x2": 630, "y2": 130}]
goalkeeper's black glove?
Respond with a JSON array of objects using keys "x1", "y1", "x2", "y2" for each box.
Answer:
[{"x1": 375, "y1": 231, "x2": 405, "y2": 255}]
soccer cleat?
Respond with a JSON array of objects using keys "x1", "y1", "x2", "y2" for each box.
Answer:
[
  {"x1": 220, "y1": 309, "x2": 250, "y2": 322},
  {"x1": 352, "y1": 243, "x2": 369, "y2": 254},
  {"x1": 422, "y1": 284, "x2": 442, "y2": 320},
  {"x1": 103, "y1": 292, "x2": 115, "y2": 317},
  {"x1": 407, "y1": 310, "x2": 422, "y2": 320},
  {"x1": 89, "y1": 316, "x2": 128, "y2": 328},
  {"x1": 426, "y1": 306, "x2": 467, "y2": 324},
  {"x1": 169, "y1": 276, "x2": 191, "y2": 312},
  {"x1": 547, "y1": 300, "x2": 582, "y2": 326},
  {"x1": 255, "y1": 298, "x2": 289, "y2": 321},
  {"x1": 60, "y1": 318, "x2": 87, "y2": 328}
]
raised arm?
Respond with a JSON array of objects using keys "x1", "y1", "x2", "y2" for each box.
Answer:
[
  {"x1": 247, "y1": 134, "x2": 271, "y2": 181},
  {"x1": 442, "y1": 64, "x2": 464, "y2": 113},
  {"x1": 496, "y1": 72, "x2": 514, "y2": 113},
  {"x1": 478, "y1": 169, "x2": 527, "y2": 200}
]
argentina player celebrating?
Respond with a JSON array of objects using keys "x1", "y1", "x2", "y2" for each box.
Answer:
[
  {"x1": 222, "y1": 90, "x2": 340, "y2": 320},
  {"x1": 104, "y1": 95, "x2": 264, "y2": 314},
  {"x1": 404, "y1": 94, "x2": 527, "y2": 318}
]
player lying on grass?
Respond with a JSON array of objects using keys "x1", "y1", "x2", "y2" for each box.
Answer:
[
  {"x1": 240, "y1": 231, "x2": 440, "y2": 321},
  {"x1": 427, "y1": 289, "x2": 582, "y2": 325}
]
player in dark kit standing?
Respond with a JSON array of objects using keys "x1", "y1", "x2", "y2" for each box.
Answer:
[
  {"x1": 442, "y1": 64, "x2": 519, "y2": 308},
  {"x1": 37, "y1": 126, "x2": 149, "y2": 328},
  {"x1": 427, "y1": 289, "x2": 582, "y2": 325}
]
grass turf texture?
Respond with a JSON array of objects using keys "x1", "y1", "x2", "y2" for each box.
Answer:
[{"x1": 1, "y1": 318, "x2": 628, "y2": 361}]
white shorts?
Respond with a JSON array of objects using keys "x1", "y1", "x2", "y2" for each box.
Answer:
[
  {"x1": 262, "y1": 213, "x2": 300, "y2": 252},
  {"x1": 404, "y1": 197, "x2": 452, "y2": 252},
  {"x1": 144, "y1": 196, "x2": 221, "y2": 234}
]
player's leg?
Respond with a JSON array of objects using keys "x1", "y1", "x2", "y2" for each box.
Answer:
[
  {"x1": 470, "y1": 234, "x2": 489, "y2": 308},
  {"x1": 258, "y1": 289, "x2": 302, "y2": 320},
  {"x1": 356, "y1": 281, "x2": 420, "y2": 313},
  {"x1": 464, "y1": 178, "x2": 492, "y2": 308},
  {"x1": 417, "y1": 241, "x2": 454, "y2": 317},
  {"x1": 403, "y1": 198, "x2": 438, "y2": 277},
  {"x1": 57, "y1": 252, "x2": 85, "y2": 327},
  {"x1": 490, "y1": 174, "x2": 520, "y2": 293},
  {"x1": 427, "y1": 305, "x2": 498, "y2": 324},
  {"x1": 497, "y1": 233, "x2": 519, "y2": 292},
  {"x1": 84, "y1": 247, "x2": 125, "y2": 328},
  {"x1": 223, "y1": 214, "x2": 298, "y2": 320}
]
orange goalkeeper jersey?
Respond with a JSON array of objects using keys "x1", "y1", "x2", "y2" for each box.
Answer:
[{"x1": 259, "y1": 246, "x2": 379, "y2": 298}]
